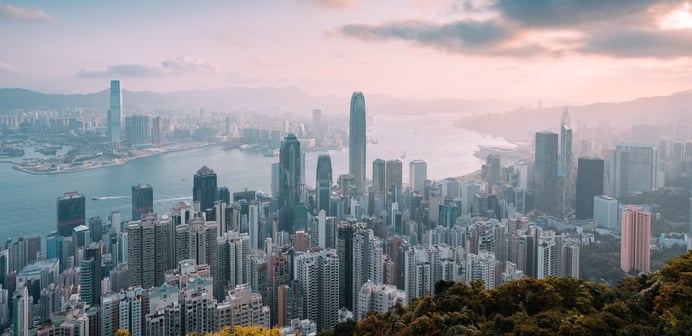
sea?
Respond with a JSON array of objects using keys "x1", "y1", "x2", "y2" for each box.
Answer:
[{"x1": 0, "y1": 113, "x2": 514, "y2": 241}]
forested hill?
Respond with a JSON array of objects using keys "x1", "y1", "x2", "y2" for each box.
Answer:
[{"x1": 323, "y1": 251, "x2": 692, "y2": 336}]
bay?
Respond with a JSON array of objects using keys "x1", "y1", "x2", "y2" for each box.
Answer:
[{"x1": 0, "y1": 113, "x2": 514, "y2": 241}]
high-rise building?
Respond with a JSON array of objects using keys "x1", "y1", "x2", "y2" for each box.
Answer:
[
  {"x1": 224, "y1": 284, "x2": 270, "y2": 328},
  {"x1": 295, "y1": 249, "x2": 340, "y2": 332},
  {"x1": 534, "y1": 132, "x2": 559, "y2": 214},
  {"x1": 108, "y1": 80, "x2": 122, "y2": 148},
  {"x1": 57, "y1": 192, "x2": 86, "y2": 237},
  {"x1": 80, "y1": 245, "x2": 102, "y2": 306},
  {"x1": 125, "y1": 115, "x2": 152, "y2": 148},
  {"x1": 409, "y1": 160, "x2": 427, "y2": 195},
  {"x1": 349, "y1": 92, "x2": 367, "y2": 194},
  {"x1": 385, "y1": 159, "x2": 403, "y2": 192},
  {"x1": 279, "y1": 134, "x2": 301, "y2": 233},
  {"x1": 620, "y1": 205, "x2": 651, "y2": 273},
  {"x1": 316, "y1": 154, "x2": 333, "y2": 214},
  {"x1": 151, "y1": 116, "x2": 162, "y2": 147},
  {"x1": 372, "y1": 159, "x2": 386, "y2": 194},
  {"x1": 127, "y1": 214, "x2": 170, "y2": 289},
  {"x1": 593, "y1": 195, "x2": 618, "y2": 230},
  {"x1": 337, "y1": 223, "x2": 355, "y2": 310},
  {"x1": 132, "y1": 183, "x2": 154, "y2": 221},
  {"x1": 575, "y1": 158, "x2": 604, "y2": 219},
  {"x1": 356, "y1": 281, "x2": 406, "y2": 320},
  {"x1": 193, "y1": 166, "x2": 218, "y2": 212},
  {"x1": 351, "y1": 227, "x2": 383, "y2": 310},
  {"x1": 610, "y1": 144, "x2": 658, "y2": 197},
  {"x1": 558, "y1": 110, "x2": 573, "y2": 215}
]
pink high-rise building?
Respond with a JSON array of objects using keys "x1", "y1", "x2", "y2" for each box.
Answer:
[{"x1": 620, "y1": 205, "x2": 651, "y2": 273}]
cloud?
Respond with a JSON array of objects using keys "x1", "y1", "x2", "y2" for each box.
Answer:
[
  {"x1": 579, "y1": 29, "x2": 692, "y2": 58},
  {"x1": 76, "y1": 56, "x2": 219, "y2": 78},
  {"x1": 0, "y1": 61, "x2": 16, "y2": 72},
  {"x1": 0, "y1": 3, "x2": 57, "y2": 23},
  {"x1": 342, "y1": 20, "x2": 549, "y2": 56}
]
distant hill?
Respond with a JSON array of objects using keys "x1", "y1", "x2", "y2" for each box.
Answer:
[
  {"x1": 0, "y1": 87, "x2": 524, "y2": 117},
  {"x1": 456, "y1": 89, "x2": 692, "y2": 140}
]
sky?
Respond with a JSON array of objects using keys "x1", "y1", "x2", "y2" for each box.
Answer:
[{"x1": 1, "y1": 0, "x2": 692, "y2": 103}]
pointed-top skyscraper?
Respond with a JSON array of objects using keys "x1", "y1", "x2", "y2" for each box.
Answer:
[
  {"x1": 349, "y1": 92, "x2": 366, "y2": 195},
  {"x1": 558, "y1": 107, "x2": 573, "y2": 215}
]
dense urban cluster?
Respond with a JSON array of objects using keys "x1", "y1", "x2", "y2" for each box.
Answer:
[{"x1": 0, "y1": 82, "x2": 691, "y2": 336}]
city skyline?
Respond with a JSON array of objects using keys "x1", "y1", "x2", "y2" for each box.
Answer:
[{"x1": 1, "y1": 1, "x2": 692, "y2": 103}]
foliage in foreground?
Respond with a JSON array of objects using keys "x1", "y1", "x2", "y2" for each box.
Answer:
[
  {"x1": 324, "y1": 251, "x2": 692, "y2": 336},
  {"x1": 195, "y1": 325, "x2": 281, "y2": 336}
]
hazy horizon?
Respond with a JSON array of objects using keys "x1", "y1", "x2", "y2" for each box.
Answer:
[{"x1": 2, "y1": 1, "x2": 692, "y2": 104}]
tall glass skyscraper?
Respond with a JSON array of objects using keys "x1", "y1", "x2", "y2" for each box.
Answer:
[
  {"x1": 372, "y1": 159, "x2": 386, "y2": 194},
  {"x1": 279, "y1": 134, "x2": 301, "y2": 233},
  {"x1": 193, "y1": 166, "x2": 218, "y2": 212},
  {"x1": 316, "y1": 154, "x2": 332, "y2": 214},
  {"x1": 131, "y1": 183, "x2": 154, "y2": 221},
  {"x1": 534, "y1": 132, "x2": 558, "y2": 214},
  {"x1": 57, "y1": 192, "x2": 86, "y2": 236},
  {"x1": 575, "y1": 157, "x2": 604, "y2": 219},
  {"x1": 558, "y1": 109, "x2": 573, "y2": 215},
  {"x1": 349, "y1": 92, "x2": 366, "y2": 194},
  {"x1": 108, "y1": 80, "x2": 122, "y2": 148},
  {"x1": 409, "y1": 160, "x2": 427, "y2": 195}
]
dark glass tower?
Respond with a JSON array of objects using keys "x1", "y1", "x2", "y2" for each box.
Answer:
[
  {"x1": 337, "y1": 223, "x2": 354, "y2": 310},
  {"x1": 575, "y1": 157, "x2": 604, "y2": 219},
  {"x1": 349, "y1": 92, "x2": 366, "y2": 194},
  {"x1": 131, "y1": 183, "x2": 153, "y2": 221},
  {"x1": 386, "y1": 159, "x2": 403, "y2": 191},
  {"x1": 534, "y1": 132, "x2": 558, "y2": 214},
  {"x1": 316, "y1": 154, "x2": 332, "y2": 214},
  {"x1": 57, "y1": 192, "x2": 86, "y2": 237},
  {"x1": 372, "y1": 159, "x2": 386, "y2": 194},
  {"x1": 279, "y1": 134, "x2": 301, "y2": 233},
  {"x1": 193, "y1": 166, "x2": 218, "y2": 212}
]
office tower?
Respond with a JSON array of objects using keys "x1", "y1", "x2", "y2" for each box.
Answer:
[
  {"x1": 88, "y1": 216, "x2": 103, "y2": 243},
  {"x1": 126, "y1": 115, "x2": 152, "y2": 148},
  {"x1": 516, "y1": 162, "x2": 528, "y2": 189},
  {"x1": 337, "y1": 223, "x2": 355, "y2": 310},
  {"x1": 409, "y1": 160, "x2": 427, "y2": 194},
  {"x1": 385, "y1": 159, "x2": 403, "y2": 192},
  {"x1": 127, "y1": 214, "x2": 170, "y2": 289},
  {"x1": 316, "y1": 154, "x2": 333, "y2": 214},
  {"x1": 461, "y1": 182, "x2": 481, "y2": 215},
  {"x1": 279, "y1": 134, "x2": 301, "y2": 233},
  {"x1": 218, "y1": 186, "x2": 230, "y2": 205},
  {"x1": 610, "y1": 144, "x2": 658, "y2": 197},
  {"x1": 108, "y1": 80, "x2": 122, "y2": 147},
  {"x1": 441, "y1": 177, "x2": 461, "y2": 198},
  {"x1": 80, "y1": 245, "x2": 102, "y2": 306},
  {"x1": 534, "y1": 132, "x2": 559, "y2": 214},
  {"x1": 151, "y1": 116, "x2": 162, "y2": 147},
  {"x1": 349, "y1": 92, "x2": 367, "y2": 194},
  {"x1": 271, "y1": 163, "x2": 281, "y2": 199},
  {"x1": 593, "y1": 195, "x2": 618, "y2": 230},
  {"x1": 438, "y1": 194, "x2": 458, "y2": 228},
  {"x1": 620, "y1": 206, "x2": 651, "y2": 273},
  {"x1": 575, "y1": 158, "x2": 604, "y2": 219},
  {"x1": 295, "y1": 249, "x2": 339, "y2": 331},
  {"x1": 14, "y1": 287, "x2": 29, "y2": 336},
  {"x1": 193, "y1": 166, "x2": 218, "y2": 212},
  {"x1": 558, "y1": 110, "x2": 573, "y2": 215},
  {"x1": 372, "y1": 159, "x2": 386, "y2": 195},
  {"x1": 132, "y1": 183, "x2": 154, "y2": 221},
  {"x1": 57, "y1": 192, "x2": 86, "y2": 237},
  {"x1": 482, "y1": 154, "x2": 501, "y2": 188}
]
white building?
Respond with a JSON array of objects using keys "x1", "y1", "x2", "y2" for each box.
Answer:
[
  {"x1": 465, "y1": 252, "x2": 497, "y2": 289},
  {"x1": 295, "y1": 249, "x2": 339, "y2": 332},
  {"x1": 223, "y1": 284, "x2": 270, "y2": 328},
  {"x1": 594, "y1": 195, "x2": 619, "y2": 230},
  {"x1": 356, "y1": 281, "x2": 406, "y2": 320}
]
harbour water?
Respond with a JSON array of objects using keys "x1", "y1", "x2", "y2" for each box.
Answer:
[{"x1": 0, "y1": 113, "x2": 514, "y2": 240}]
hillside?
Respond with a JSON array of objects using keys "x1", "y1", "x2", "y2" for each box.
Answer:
[{"x1": 323, "y1": 251, "x2": 692, "y2": 336}]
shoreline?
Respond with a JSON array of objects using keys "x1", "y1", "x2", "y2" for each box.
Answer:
[{"x1": 12, "y1": 143, "x2": 214, "y2": 175}]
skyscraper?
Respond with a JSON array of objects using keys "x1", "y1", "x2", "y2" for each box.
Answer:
[
  {"x1": 316, "y1": 154, "x2": 333, "y2": 214},
  {"x1": 558, "y1": 109, "x2": 573, "y2": 215},
  {"x1": 193, "y1": 166, "x2": 218, "y2": 212},
  {"x1": 372, "y1": 159, "x2": 386, "y2": 194},
  {"x1": 349, "y1": 92, "x2": 366, "y2": 194},
  {"x1": 131, "y1": 183, "x2": 153, "y2": 221},
  {"x1": 385, "y1": 159, "x2": 403, "y2": 193},
  {"x1": 57, "y1": 192, "x2": 86, "y2": 237},
  {"x1": 279, "y1": 134, "x2": 301, "y2": 233},
  {"x1": 575, "y1": 158, "x2": 604, "y2": 219},
  {"x1": 80, "y1": 244, "x2": 102, "y2": 306},
  {"x1": 610, "y1": 144, "x2": 658, "y2": 197},
  {"x1": 295, "y1": 249, "x2": 340, "y2": 331},
  {"x1": 409, "y1": 160, "x2": 427, "y2": 194},
  {"x1": 108, "y1": 80, "x2": 122, "y2": 148},
  {"x1": 620, "y1": 205, "x2": 651, "y2": 273},
  {"x1": 125, "y1": 115, "x2": 152, "y2": 148},
  {"x1": 534, "y1": 132, "x2": 559, "y2": 214}
]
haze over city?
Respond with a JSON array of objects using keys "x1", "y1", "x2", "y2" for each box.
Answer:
[
  {"x1": 2, "y1": 1, "x2": 692, "y2": 336},
  {"x1": 2, "y1": 0, "x2": 692, "y2": 102}
]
